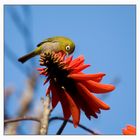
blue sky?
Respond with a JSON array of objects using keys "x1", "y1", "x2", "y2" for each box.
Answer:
[{"x1": 4, "y1": 5, "x2": 136, "y2": 134}]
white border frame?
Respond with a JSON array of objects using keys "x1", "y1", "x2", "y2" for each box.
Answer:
[{"x1": 0, "y1": 0, "x2": 139, "y2": 140}]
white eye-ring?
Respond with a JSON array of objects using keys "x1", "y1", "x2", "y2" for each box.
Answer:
[{"x1": 66, "y1": 45, "x2": 71, "y2": 51}]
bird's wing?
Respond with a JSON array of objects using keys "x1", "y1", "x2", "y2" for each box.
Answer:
[
  {"x1": 37, "y1": 39, "x2": 48, "y2": 47},
  {"x1": 37, "y1": 38, "x2": 58, "y2": 47}
]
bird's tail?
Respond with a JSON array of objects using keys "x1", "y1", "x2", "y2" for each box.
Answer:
[{"x1": 18, "y1": 51, "x2": 37, "y2": 63}]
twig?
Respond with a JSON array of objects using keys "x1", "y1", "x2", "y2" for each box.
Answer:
[
  {"x1": 4, "y1": 115, "x2": 99, "y2": 134},
  {"x1": 4, "y1": 87, "x2": 15, "y2": 97},
  {"x1": 19, "y1": 73, "x2": 38, "y2": 116},
  {"x1": 4, "y1": 87, "x2": 15, "y2": 120},
  {"x1": 4, "y1": 73, "x2": 38, "y2": 134},
  {"x1": 49, "y1": 117, "x2": 99, "y2": 135},
  {"x1": 4, "y1": 123, "x2": 18, "y2": 135},
  {"x1": 39, "y1": 95, "x2": 51, "y2": 135},
  {"x1": 31, "y1": 100, "x2": 43, "y2": 134},
  {"x1": 4, "y1": 116, "x2": 40, "y2": 124},
  {"x1": 56, "y1": 120, "x2": 68, "y2": 135}
]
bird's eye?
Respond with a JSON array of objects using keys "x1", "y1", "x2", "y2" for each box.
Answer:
[{"x1": 66, "y1": 45, "x2": 71, "y2": 51}]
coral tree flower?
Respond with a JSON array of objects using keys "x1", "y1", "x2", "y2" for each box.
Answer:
[
  {"x1": 122, "y1": 125, "x2": 136, "y2": 135},
  {"x1": 37, "y1": 52, "x2": 115, "y2": 127}
]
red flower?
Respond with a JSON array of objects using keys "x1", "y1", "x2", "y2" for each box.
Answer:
[
  {"x1": 37, "y1": 52, "x2": 115, "y2": 127},
  {"x1": 122, "y1": 125, "x2": 136, "y2": 135}
]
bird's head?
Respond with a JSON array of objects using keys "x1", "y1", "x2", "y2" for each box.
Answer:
[{"x1": 48, "y1": 36, "x2": 75, "y2": 55}]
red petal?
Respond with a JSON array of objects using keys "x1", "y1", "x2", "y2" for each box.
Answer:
[
  {"x1": 64, "y1": 55, "x2": 73, "y2": 65},
  {"x1": 126, "y1": 125, "x2": 136, "y2": 134},
  {"x1": 85, "y1": 112, "x2": 91, "y2": 120},
  {"x1": 57, "y1": 90, "x2": 71, "y2": 120},
  {"x1": 60, "y1": 53, "x2": 66, "y2": 61},
  {"x1": 64, "y1": 91, "x2": 80, "y2": 127},
  {"x1": 50, "y1": 85, "x2": 59, "y2": 109},
  {"x1": 46, "y1": 85, "x2": 51, "y2": 95},
  {"x1": 68, "y1": 55, "x2": 84, "y2": 68},
  {"x1": 73, "y1": 83, "x2": 101, "y2": 114},
  {"x1": 71, "y1": 64, "x2": 91, "y2": 74},
  {"x1": 76, "y1": 82, "x2": 110, "y2": 110},
  {"x1": 57, "y1": 51, "x2": 64, "y2": 57},
  {"x1": 122, "y1": 128, "x2": 136, "y2": 135},
  {"x1": 43, "y1": 77, "x2": 50, "y2": 85},
  {"x1": 81, "y1": 80, "x2": 115, "y2": 93},
  {"x1": 39, "y1": 70, "x2": 48, "y2": 76},
  {"x1": 39, "y1": 70, "x2": 45, "y2": 75},
  {"x1": 69, "y1": 57, "x2": 84, "y2": 69},
  {"x1": 122, "y1": 129, "x2": 130, "y2": 135},
  {"x1": 36, "y1": 68, "x2": 45, "y2": 71},
  {"x1": 51, "y1": 86, "x2": 80, "y2": 127},
  {"x1": 74, "y1": 82, "x2": 105, "y2": 119},
  {"x1": 68, "y1": 73, "x2": 105, "y2": 82},
  {"x1": 67, "y1": 88, "x2": 93, "y2": 119}
]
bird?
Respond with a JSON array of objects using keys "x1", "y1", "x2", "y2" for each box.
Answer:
[{"x1": 18, "y1": 36, "x2": 75, "y2": 63}]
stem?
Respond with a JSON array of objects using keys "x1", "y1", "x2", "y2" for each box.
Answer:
[
  {"x1": 56, "y1": 120, "x2": 68, "y2": 135},
  {"x1": 4, "y1": 116, "x2": 40, "y2": 124},
  {"x1": 39, "y1": 95, "x2": 51, "y2": 135},
  {"x1": 49, "y1": 117, "x2": 99, "y2": 135}
]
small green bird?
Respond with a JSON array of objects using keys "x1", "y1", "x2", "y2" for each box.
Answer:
[{"x1": 18, "y1": 36, "x2": 75, "y2": 63}]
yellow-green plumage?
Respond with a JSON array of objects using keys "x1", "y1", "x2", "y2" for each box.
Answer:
[{"x1": 18, "y1": 36, "x2": 75, "y2": 63}]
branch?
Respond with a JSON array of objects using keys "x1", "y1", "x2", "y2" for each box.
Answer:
[
  {"x1": 4, "y1": 116, "x2": 40, "y2": 124},
  {"x1": 18, "y1": 73, "x2": 38, "y2": 116},
  {"x1": 4, "y1": 116, "x2": 99, "y2": 135},
  {"x1": 4, "y1": 73, "x2": 38, "y2": 134},
  {"x1": 49, "y1": 117, "x2": 99, "y2": 135},
  {"x1": 56, "y1": 120, "x2": 68, "y2": 135},
  {"x1": 4, "y1": 87, "x2": 15, "y2": 97},
  {"x1": 39, "y1": 95, "x2": 51, "y2": 135}
]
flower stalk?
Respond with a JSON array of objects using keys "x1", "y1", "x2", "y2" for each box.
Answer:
[{"x1": 39, "y1": 94, "x2": 51, "y2": 135}]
